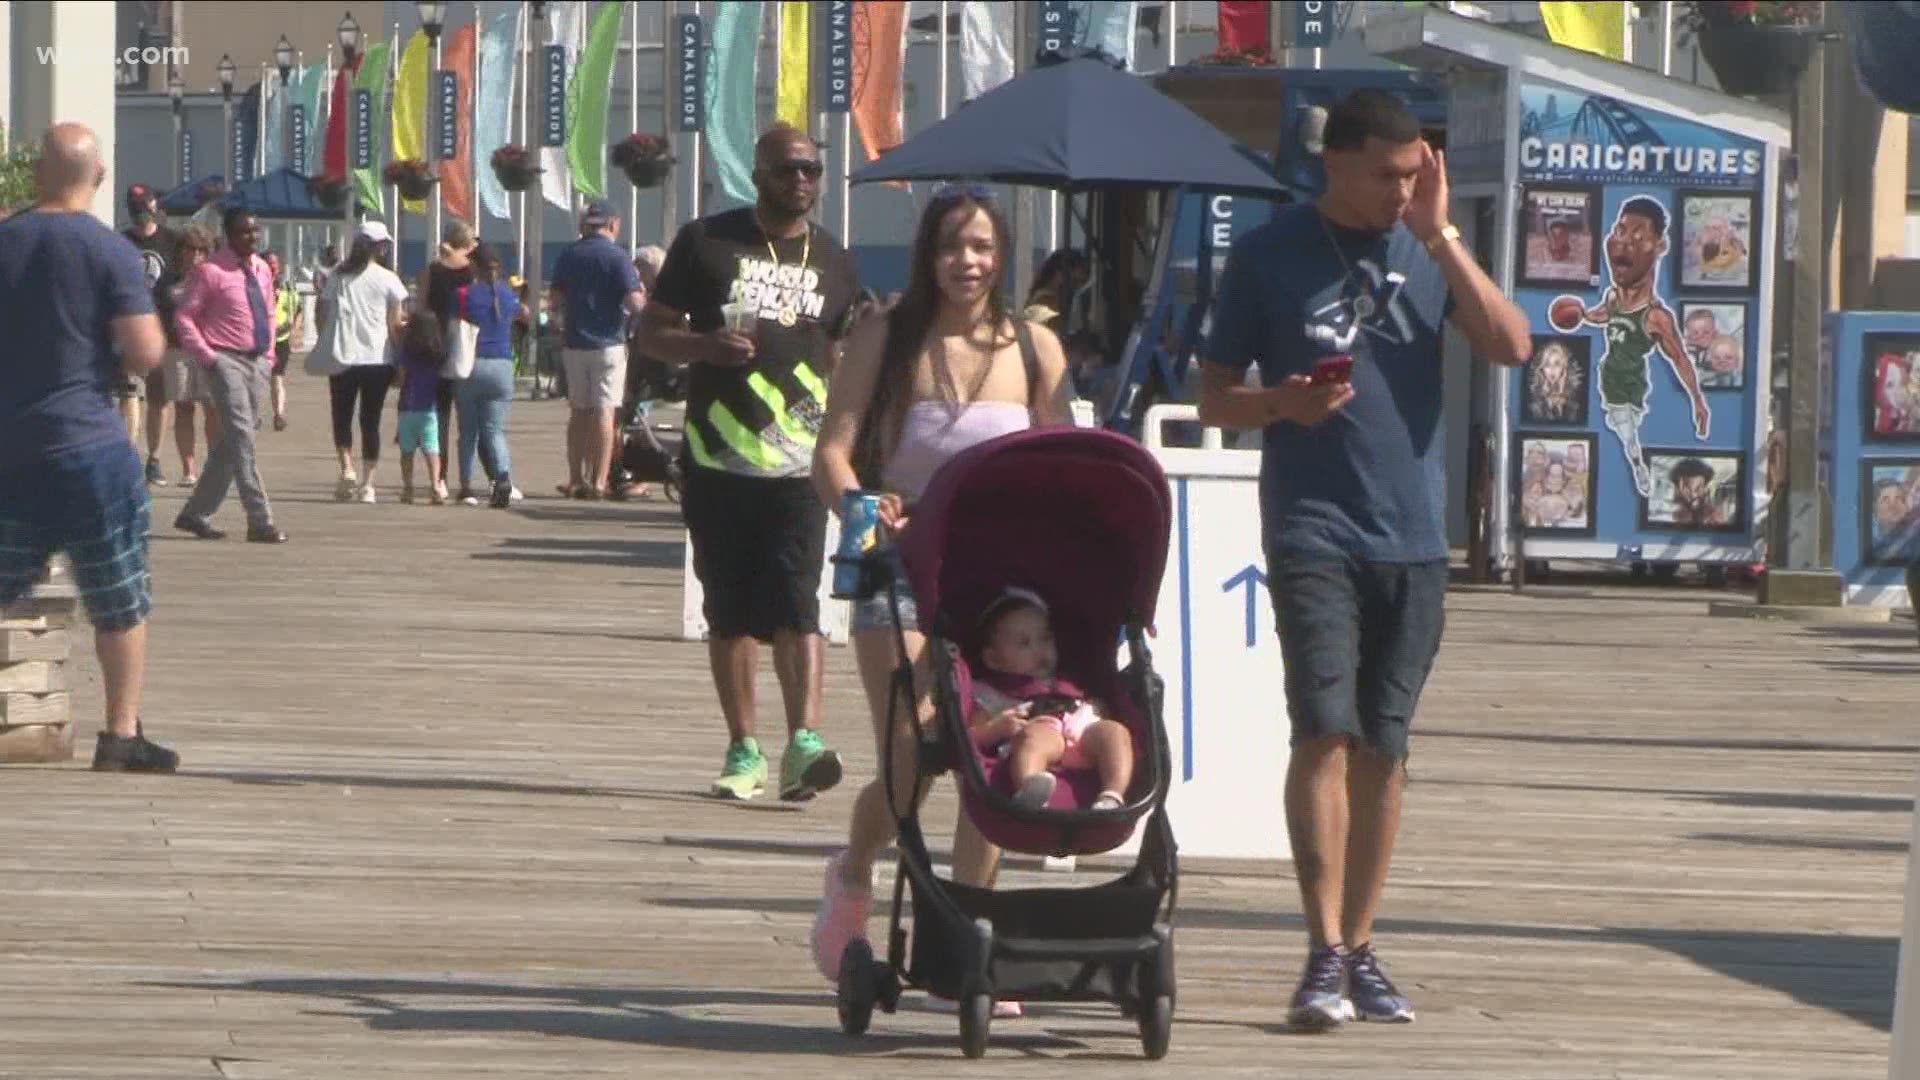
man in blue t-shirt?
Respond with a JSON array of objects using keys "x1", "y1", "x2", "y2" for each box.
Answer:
[
  {"x1": 1199, "y1": 90, "x2": 1530, "y2": 1029},
  {"x1": 0, "y1": 123, "x2": 178, "y2": 774},
  {"x1": 548, "y1": 199, "x2": 645, "y2": 499}
]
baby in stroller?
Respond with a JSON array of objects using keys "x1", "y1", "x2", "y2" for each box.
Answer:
[{"x1": 968, "y1": 587, "x2": 1134, "y2": 812}]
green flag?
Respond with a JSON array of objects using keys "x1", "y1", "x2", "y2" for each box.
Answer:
[
  {"x1": 351, "y1": 39, "x2": 392, "y2": 219},
  {"x1": 566, "y1": 2, "x2": 624, "y2": 200}
]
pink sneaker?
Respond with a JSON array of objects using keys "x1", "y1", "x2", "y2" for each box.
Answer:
[{"x1": 812, "y1": 850, "x2": 875, "y2": 981}]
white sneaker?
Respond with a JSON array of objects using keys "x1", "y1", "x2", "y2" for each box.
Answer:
[
  {"x1": 335, "y1": 474, "x2": 359, "y2": 502},
  {"x1": 460, "y1": 494, "x2": 480, "y2": 507},
  {"x1": 356, "y1": 484, "x2": 376, "y2": 504},
  {"x1": 509, "y1": 486, "x2": 524, "y2": 503}
]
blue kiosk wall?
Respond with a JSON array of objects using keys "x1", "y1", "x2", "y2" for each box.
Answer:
[
  {"x1": 1507, "y1": 76, "x2": 1778, "y2": 566},
  {"x1": 1824, "y1": 312, "x2": 1920, "y2": 607}
]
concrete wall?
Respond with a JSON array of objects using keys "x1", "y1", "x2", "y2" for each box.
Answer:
[{"x1": 11, "y1": 2, "x2": 120, "y2": 222}]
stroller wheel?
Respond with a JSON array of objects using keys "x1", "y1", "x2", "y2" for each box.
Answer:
[
  {"x1": 958, "y1": 992, "x2": 993, "y2": 1059},
  {"x1": 1138, "y1": 994, "x2": 1173, "y2": 1060},
  {"x1": 836, "y1": 939, "x2": 878, "y2": 1036}
]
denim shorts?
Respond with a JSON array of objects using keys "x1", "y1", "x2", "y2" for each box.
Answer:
[
  {"x1": 1268, "y1": 555, "x2": 1448, "y2": 764},
  {"x1": 0, "y1": 441, "x2": 152, "y2": 632},
  {"x1": 849, "y1": 548, "x2": 920, "y2": 634}
]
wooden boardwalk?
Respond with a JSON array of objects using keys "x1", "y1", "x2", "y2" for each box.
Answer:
[{"x1": 3, "y1": 389, "x2": 1914, "y2": 1078}]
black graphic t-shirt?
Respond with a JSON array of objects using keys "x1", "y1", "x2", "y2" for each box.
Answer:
[
  {"x1": 123, "y1": 224, "x2": 183, "y2": 347},
  {"x1": 652, "y1": 207, "x2": 859, "y2": 479}
]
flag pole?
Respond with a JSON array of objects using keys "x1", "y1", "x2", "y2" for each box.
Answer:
[
  {"x1": 937, "y1": 0, "x2": 949, "y2": 119},
  {"x1": 663, "y1": 0, "x2": 679, "y2": 244},
  {"x1": 516, "y1": 4, "x2": 529, "y2": 276},
  {"x1": 1659, "y1": 1, "x2": 1674, "y2": 75},
  {"x1": 692, "y1": 0, "x2": 705, "y2": 222},
  {"x1": 628, "y1": 0, "x2": 639, "y2": 255}
]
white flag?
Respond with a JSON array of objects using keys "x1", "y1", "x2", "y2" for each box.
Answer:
[
  {"x1": 960, "y1": 1, "x2": 1015, "y2": 103},
  {"x1": 540, "y1": 1, "x2": 585, "y2": 212}
]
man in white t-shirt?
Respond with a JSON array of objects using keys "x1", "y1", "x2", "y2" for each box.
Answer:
[{"x1": 317, "y1": 221, "x2": 410, "y2": 502}]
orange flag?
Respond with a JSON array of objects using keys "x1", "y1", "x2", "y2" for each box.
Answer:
[
  {"x1": 442, "y1": 23, "x2": 477, "y2": 223},
  {"x1": 852, "y1": 1, "x2": 907, "y2": 165}
]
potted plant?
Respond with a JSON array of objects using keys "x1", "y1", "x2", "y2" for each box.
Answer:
[
  {"x1": 1188, "y1": 45, "x2": 1273, "y2": 67},
  {"x1": 490, "y1": 144, "x2": 541, "y2": 192},
  {"x1": 609, "y1": 133, "x2": 674, "y2": 189},
  {"x1": 307, "y1": 175, "x2": 352, "y2": 209},
  {"x1": 383, "y1": 158, "x2": 436, "y2": 201},
  {"x1": 1680, "y1": 1, "x2": 1820, "y2": 98}
]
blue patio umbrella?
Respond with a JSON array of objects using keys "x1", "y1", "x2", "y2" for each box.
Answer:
[
  {"x1": 160, "y1": 174, "x2": 227, "y2": 215},
  {"x1": 849, "y1": 53, "x2": 1285, "y2": 197},
  {"x1": 1851, "y1": 2, "x2": 1920, "y2": 113}
]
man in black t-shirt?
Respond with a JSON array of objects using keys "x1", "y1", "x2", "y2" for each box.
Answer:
[
  {"x1": 640, "y1": 123, "x2": 859, "y2": 804},
  {"x1": 121, "y1": 183, "x2": 193, "y2": 487}
]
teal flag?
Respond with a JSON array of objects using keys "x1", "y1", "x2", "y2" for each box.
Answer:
[
  {"x1": 705, "y1": 1, "x2": 763, "y2": 205},
  {"x1": 295, "y1": 64, "x2": 328, "y2": 175},
  {"x1": 475, "y1": 8, "x2": 523, "y2": 220},
  {"x1": 566, "y1": 1, "x2": 625, "y2": 199}
]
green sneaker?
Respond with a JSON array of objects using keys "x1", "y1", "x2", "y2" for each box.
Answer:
[
  {"x1": 780, "y1": 729, "x2": 844, "y2": 802},
  {"x1": 710, "y1": 738, "x2": 767, "y2": 800}
]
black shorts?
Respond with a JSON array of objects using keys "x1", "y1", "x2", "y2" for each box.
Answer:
[
  {"x1": 682, "y1": 466, "x2": 827, "y2": 642},
  {"x1": 272, "y1": 339, "x2": 291, "y2": 376},
  {"x1": 1268, "y1": 556, "x2": 1448, "y2": 764}
]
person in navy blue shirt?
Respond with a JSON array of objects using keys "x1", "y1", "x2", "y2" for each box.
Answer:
[
  {"x1": 1199, "y1": 90, "x2": 1530, "y2": 1029},
  {"x1": 0, "y1": 123, "x2": 178, "y2": 774},
  {"x1": 548, "y1": 199, "x2": 644, "y2": 499}
]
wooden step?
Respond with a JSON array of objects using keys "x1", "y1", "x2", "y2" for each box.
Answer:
[
  {"x1": 0, "y1": 662, "x2": 64, "y2": 694},
  {"x1": 0, "y1": 628, "x2": 67, "y2": 662}
]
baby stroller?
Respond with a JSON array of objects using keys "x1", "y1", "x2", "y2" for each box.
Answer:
[{"x1": 834, "y1": 427, "x2": 1179, "y2": 1059}]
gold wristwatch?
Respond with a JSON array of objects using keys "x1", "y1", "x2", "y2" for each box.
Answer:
[{"x1": 1425, "y1": 223, "x2": 1460, "y2": 254}]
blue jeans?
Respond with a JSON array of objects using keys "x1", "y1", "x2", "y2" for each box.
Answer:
[{"x1": 456, "y1": 356, "x2": 515, "y2": 489}]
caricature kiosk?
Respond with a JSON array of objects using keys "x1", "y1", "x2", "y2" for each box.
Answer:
[{"x1": 1367, "y1": 9, "x2": 1792, "y2": 576}]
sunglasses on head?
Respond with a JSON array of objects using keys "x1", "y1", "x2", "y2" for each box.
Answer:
[
  {"x1": 931, "y1": 181, "x2": 997, "y2": 202},
  {"x1": 769, "y1": 159, "x2": 824, "y2": 180}
]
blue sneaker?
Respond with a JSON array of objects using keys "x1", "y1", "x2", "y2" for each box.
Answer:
[
  {"x1": 1287, "y1": 944, "x2": 1353, "y2": 1029},
  {"x1": 1346, "y1": 943, "x2": 1416, "y2": 1023}
]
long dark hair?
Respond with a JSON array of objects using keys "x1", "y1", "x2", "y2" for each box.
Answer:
[
  {"x1": 470, "y1": 243, "x2": 503, "y2": 322},
  {"x1": 401, "y1": 310, "x2": 445, "y2": 366},
  {"x1": 340, "y1": 233, "x2": 390, "y2": 276},
  {"x1": 852, "y1": 193, "x2": 1014, "y2": 485}
]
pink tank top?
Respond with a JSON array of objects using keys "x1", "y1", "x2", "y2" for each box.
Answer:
[{"x1": 882, "y1": 400, "x2": 1031, "y2": 498}]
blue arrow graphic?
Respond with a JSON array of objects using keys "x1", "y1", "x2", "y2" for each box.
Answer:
[{"x1": 1222, "y1": 564, "x2": 1268, "y2": 648}]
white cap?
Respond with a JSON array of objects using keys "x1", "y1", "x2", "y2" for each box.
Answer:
[{"x1": 356, "y1": 220, "x2": 391, "y2": 244}]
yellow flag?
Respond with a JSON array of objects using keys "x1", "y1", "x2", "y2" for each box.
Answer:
[
  {"x1": 1540, "y1": 2, "x2": 1628, "y2": 62},
  {"x1": 391, "y1": 29, "x2": 431, "y2": 213},
  {"x1": 777, "y1": 1, "x2": 812, "y2": 128}
]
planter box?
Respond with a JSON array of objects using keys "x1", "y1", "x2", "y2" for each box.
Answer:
[
  {"x1": 1153, "y1": 68, "x2": 1286, "y2": 159},
  {"x1": 0, "y1": 562, "x2": 79, "y2": 763}
]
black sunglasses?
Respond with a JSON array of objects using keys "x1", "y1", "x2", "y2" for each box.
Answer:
[{"x1": 769, "y1": 159, "x2": 824, "y2": 180}]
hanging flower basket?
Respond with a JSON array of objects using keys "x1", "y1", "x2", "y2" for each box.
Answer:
[
  {"x1": 490, "y1": 145, "x2": 541, "y2": 193},
  {"x1": 609, "y1": 133, "x2": 674, "y2": 189},
  {"x1": 1680, "y1": 2, "x2": 1819, "y2": 97},
  {"x1": 383, "y1": 158, "x2": 437, "y2": 201},
  {"x1": 193, "y1": 177, "x2": 228, "y2": 207},
  {"x1": 1696, "y1": 24, "x2": 1816, "y2": 96},
  {"x1": 307, "y1": 176, "x2": 351, "y2": 209}
]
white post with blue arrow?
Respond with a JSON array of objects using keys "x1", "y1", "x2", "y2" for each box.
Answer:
[{"x1": 1114, "y1": 404, "x2": 1293, "y2": 863}]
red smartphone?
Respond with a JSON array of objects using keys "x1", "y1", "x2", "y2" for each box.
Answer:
[{"x1": 1310, "y1": 355, "x2": 1354, "y2": 386}]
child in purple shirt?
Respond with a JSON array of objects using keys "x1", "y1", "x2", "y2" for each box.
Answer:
[{"x1": 395, "y1": 314, "x2": 447, "y2": 504}]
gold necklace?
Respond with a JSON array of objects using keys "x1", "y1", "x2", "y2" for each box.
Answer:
[{"x1": 756, "y1": 211, "x2": 811, "y2": 328}]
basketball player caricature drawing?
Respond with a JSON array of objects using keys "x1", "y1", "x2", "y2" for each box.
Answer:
[{"x1": 1549, "y1": 196, "x2": 1710, "y2": 496}]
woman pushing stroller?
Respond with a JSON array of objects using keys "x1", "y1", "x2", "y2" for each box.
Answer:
[{"x1": 807, "y1": 183, "x2": 1074, "y2": 999}]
